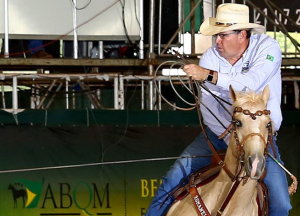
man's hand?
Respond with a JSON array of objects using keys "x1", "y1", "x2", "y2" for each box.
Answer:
[{"x1": 182, "y1": 64, "x2": 210, "y2": 81}]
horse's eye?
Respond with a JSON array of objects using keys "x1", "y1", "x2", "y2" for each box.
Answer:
[
  {"x1": 235, "y1": 120, "x2": 242, "y2": 127},
  {"x1": 266, "y1": 122, "x2": 272, "y2": 128}
]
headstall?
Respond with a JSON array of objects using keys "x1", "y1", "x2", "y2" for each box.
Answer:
[
  {"x1": 232, "y1": 106, "x2": 272, "y2": 158},
  {"x1": 234, "y1": 107, "x2": 271, "y2": 120}
]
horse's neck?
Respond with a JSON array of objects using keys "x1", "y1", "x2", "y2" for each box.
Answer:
[
  {"x1": 223, "y1": 140, "x2": 240, "y2": 176},
  {"x1": 213, "y1": 169, "x2": 258, "y2": 215},
  {"x1": 10, "y1": 186, "x2": 16, "y2": 192},
  {"x1": 209, "y1": 146, "x2": 240, "y2": 197},
  {"x1": 203, "y1": 138, "x2": 258, "y2": 214},
  {"x1": 168, "y1": 138, "x2": 259, "y2": 216}
]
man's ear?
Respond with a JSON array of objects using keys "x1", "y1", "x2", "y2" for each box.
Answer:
[
  {"x1": 240, "y1": 30, "x2": 247, "y2": 41},
  {"x1": 229, "y1": 85, "x2": 240, "y2": 102}
]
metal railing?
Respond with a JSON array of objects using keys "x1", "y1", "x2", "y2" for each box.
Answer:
[
  {"x1": 152, "y1": 0, "x2": 300, "y2": 58},
  {"x1": 0, "y1": 73, "x2": 298, "y2": 113},
  {"x1": 0, "y1": 0, "x2": 299, "y2": 113}
]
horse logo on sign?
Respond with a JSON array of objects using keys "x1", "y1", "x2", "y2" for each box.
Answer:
[{"x1": 8, "y1": 183, "x2": 27, "y2": 208}]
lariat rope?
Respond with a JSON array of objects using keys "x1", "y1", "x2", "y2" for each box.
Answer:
[
  {"x1": 0, "y1": 154, "x2": 223, "y2": 174},
  {"x1": 160, "y1": 52, "x2": 297, "y2": 195}
]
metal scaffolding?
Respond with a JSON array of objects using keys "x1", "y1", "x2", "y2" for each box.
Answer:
[{"x1": 0, "y1": 0, "x2": 300, "y2": 113}]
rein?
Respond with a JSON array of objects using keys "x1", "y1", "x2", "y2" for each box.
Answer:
[{"x1": 190, "y1": 78, "x2": 235, "y2": 180}]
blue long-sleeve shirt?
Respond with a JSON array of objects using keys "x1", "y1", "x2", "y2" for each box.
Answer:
[{"x1": 199, "y1": 34, "x2": 282, "y2": 142}]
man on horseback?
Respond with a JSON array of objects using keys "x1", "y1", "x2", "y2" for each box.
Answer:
[{"x1": 146, "y1": 3, "x2": 291, "y2": 216}]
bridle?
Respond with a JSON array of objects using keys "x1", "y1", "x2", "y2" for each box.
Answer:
[
  {"x1": 209, "y1": 106, "x2": 273, "y2": 216},
  {"x1": 231, "y1": 106, "x2": 272, "y2": 160},
  {"x1": 216, "y1": 105, "x2": 274, "y2": 181},
  {"x1": 234, "y1": 107, "x2": 271, "y2": 120}
]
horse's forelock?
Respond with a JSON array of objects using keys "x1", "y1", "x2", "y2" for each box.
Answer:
[{"x1": 233, "y1": 91, "x2": 264, "y2": 108}]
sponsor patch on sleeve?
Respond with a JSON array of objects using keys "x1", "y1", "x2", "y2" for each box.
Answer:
[{"x1": 266, "y1": 55, "x2": 274, "y2": 62}]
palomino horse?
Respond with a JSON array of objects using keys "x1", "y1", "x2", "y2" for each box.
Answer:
[{"x1": 167, "y1": 85, "x2": 272, "y2": 216}]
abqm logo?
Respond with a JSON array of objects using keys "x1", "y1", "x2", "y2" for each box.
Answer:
[
  {"x1": 8, "y1": 179, "x2": 43, "y2": 209},
  {"x1": 8, "y1": 178, "x2": 111, "y2": 216}
]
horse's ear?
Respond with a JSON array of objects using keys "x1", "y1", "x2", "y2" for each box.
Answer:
[
  {"x1": 262, "y1": 85, "x2": 270, "y2": 106},
  {"x1": 229, "y1": 85, "x2": 240, "y2": 102}
]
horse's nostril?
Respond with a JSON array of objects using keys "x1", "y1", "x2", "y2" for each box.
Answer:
[
  {"x1": 247, "y1": 156, "x2": 253, "y2": 169},
  {"x1": 248, "y1": 156, "x2": 252, "y2": 164}
]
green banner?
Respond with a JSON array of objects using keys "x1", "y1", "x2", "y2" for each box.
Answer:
[
  {"x1": 184, "y1": 0, "x2": 203, "y2": 32},
  {"x1": 0, "y1": 126, "x2": 199, "y2": 216},
  {"x1": 0, "y1": 125, "x2": 299, "y2": 215}
]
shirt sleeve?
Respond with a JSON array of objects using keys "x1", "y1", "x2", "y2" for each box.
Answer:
[
  {"x1": 197, "y1": 48, "x2": 234, "y2": 136},
  {"x1": 199, "y1": 48, "x2": 218, "y2": 70}
]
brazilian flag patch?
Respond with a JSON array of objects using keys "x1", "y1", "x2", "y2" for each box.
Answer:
[{"x1": 266, "y1": 55, "x2": 274, "y2": 62}]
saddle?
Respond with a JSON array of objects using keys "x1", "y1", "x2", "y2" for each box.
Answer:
[{"x1": 167, "y1": 158, "x2": 269, "y2": 216}]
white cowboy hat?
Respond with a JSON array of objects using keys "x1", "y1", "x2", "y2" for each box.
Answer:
[{"x1": 200, "y1": 3, "x2": 265, "y2": 36}]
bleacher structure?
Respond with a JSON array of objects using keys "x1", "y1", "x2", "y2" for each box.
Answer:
[{"x1": 0, "y1": 0, "x2": 299, "y2": 113}]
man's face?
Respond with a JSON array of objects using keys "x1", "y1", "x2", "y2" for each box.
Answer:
[{"x1": 214, "y1": 30, "x2": 242, "y2": 59}]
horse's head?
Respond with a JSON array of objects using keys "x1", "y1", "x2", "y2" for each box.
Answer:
[{"x1": 229, "y1": 85, "x2": 272, "y2": 180}]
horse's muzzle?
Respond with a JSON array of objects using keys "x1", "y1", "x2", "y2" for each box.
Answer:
[{"x1": 246, "y1": 154, "x2": 266, "y2": 180}]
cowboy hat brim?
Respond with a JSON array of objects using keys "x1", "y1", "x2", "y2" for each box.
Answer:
[{"x1": 200, "y1": 17, "x2": 266, "y2": 36}]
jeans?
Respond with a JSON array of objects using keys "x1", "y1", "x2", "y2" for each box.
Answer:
[{"x1": 145, "y1": 128, "x2": 292, "y2": 216}]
